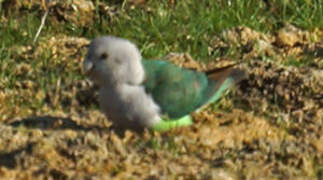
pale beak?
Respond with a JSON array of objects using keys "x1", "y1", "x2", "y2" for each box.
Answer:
[{"x1": 83, "y1": 60, "x2": 93, "y2": 74}]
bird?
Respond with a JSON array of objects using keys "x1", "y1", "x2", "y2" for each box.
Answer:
[{"x1": 83, "y1": 36, "x2": 246, "y2": 131}]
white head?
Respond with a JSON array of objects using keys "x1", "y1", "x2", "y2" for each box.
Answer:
[{"x1": 83, "y1": 36, "x2": 145, "y2": 86}]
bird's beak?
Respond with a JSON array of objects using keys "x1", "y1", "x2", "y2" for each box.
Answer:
[{"x1": 83, "y1": 60, "x2": 93, "y2": 74}]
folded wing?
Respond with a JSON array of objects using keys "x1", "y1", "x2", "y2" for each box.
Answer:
[{"x1": 142, "y1": 60, "x2": 246, "y2": 119}]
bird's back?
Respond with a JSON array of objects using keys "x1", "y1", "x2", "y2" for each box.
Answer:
[
  {"x1": 142, "y1": 60, "x2": 209, "y2": 118},
  {"x1": 142, "y1": 60, "x2": 246, "y2": 119}
]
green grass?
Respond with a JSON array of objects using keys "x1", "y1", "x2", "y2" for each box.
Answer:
[
  {"x1": 2, "y1": 0, "x2": 322, "y2": 59},
  {"x1": 283, "y1": 55, "x2": 313, "y2": 67},
  {"x1": 96, "y1": 0, "x2": 322, "y2": 60}
]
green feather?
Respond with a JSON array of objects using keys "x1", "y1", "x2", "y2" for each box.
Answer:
[
  {"x1": 142, "y1": 60, "x2": 244, "y2": 131},
  {"x1": 197, "y1": 78, "x2": 235, "y2": 111},
  {"x1": 152, "y1": 115, "x2": 193, "y2": 132},
  {"x1": 143, "y1": 60, "x2": 208, "y2": 118}
]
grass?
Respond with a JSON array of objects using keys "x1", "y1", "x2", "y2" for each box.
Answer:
[
  {"x1": 1, "y1": 0, "x2": 322, "y2": 59},
  {"x1": 283, "y1": 55, "x2": 313, "y2": 67},
  {"x1": 100, "y1": 0, "x2": 322, "y2": 60}
]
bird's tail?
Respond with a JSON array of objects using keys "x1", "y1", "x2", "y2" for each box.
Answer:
[{"x1": 202, "y1": 65, "x2": 246, "y2": 106}]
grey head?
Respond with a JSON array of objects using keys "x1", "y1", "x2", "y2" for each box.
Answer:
[{"x1": 83, "y1": 36, "x2": 145, "y2": 86}]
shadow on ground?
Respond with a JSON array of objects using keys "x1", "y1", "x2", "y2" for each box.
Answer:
[
  {"x1": 9, "y1": 116, "x2": 105, "y2": 131},
  {"x1": 7, "y1": 115, "x2": 139, "y2": 137}
]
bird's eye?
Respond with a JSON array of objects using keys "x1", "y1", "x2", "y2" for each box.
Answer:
[{"x1": 100, "y1": 53, "x2": 108, "y2": 59}]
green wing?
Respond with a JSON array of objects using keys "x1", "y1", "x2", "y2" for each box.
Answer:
[
  {"x1": 142, "y1": 60, "x2": 246, "y2": 131},
  {"x1": 142, "y1": 60, "x2": 209, "y2": 118}
]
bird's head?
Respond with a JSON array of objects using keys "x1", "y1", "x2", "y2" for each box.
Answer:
[{"x1": 83, "y1": 36, "x2": 145, "y2": 86}]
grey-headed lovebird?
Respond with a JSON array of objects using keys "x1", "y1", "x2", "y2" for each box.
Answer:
[{"x1": 83, "y1": 36, "x2": 246, "y2": 131}]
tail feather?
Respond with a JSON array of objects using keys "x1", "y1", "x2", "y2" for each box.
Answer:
[
  {"x1": 206, "y1": 65, "x2": 247, "y2": 84},
  {"x1": 202, "y1": 65, "x2": 246, "y2": 106}
]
